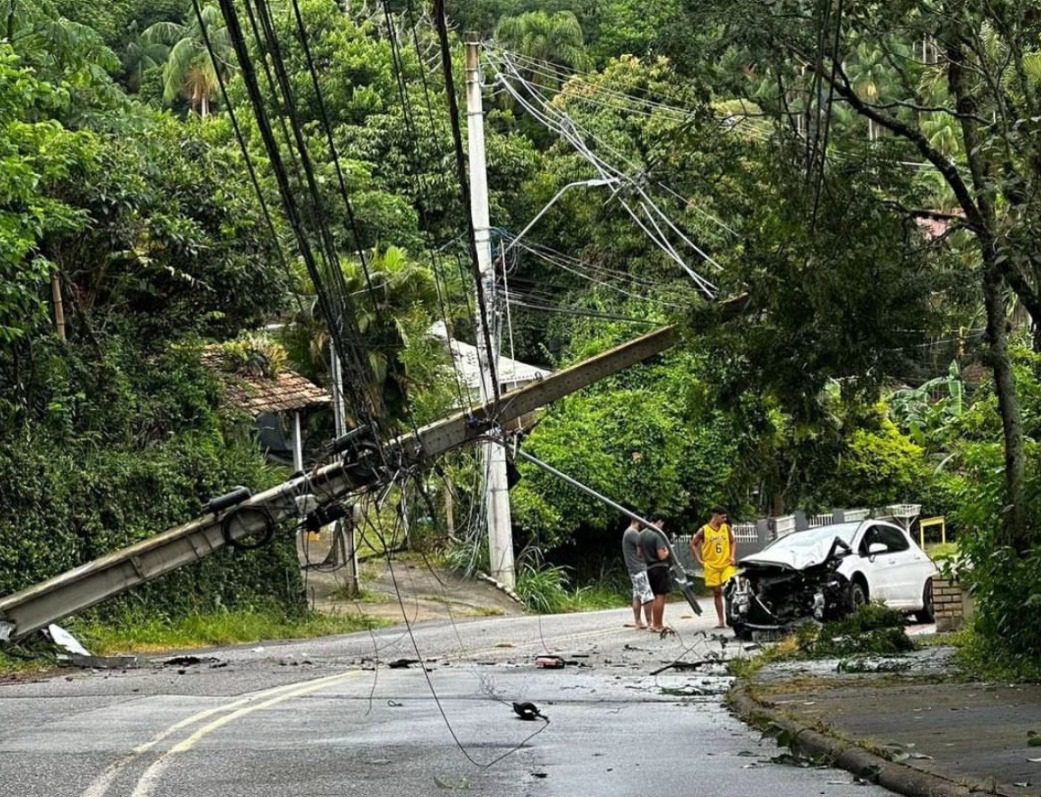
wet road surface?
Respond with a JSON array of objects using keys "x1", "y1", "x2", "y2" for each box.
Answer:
[{"x1": 0, "y1": 602, "x2": 900, "y2": 797}]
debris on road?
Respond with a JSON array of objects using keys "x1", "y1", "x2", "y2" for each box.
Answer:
[
  {"x1": 61, "y1": 654, "x2": 140, "y2": 670},
  {"x1": 164, "y1": 655, "x2": 218, "y2": 667},
  {"x1": 513, "y1": 701, "x2": 544, "y2": 720},
  {"x1": 651, "y1": 658, "x2": 716, "y2": 676},
  {"x1": 45, "y1": 624, "x2": 90, "y2": 657},
  {"x1": 535, "y1": 655, "x2": 565, "y2": 669}
]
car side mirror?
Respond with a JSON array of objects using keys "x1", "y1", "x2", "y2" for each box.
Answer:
[{"x1": 867, "y1": 542, "x2": 887, "y2": 556}]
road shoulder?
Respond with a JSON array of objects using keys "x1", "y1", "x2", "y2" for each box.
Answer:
[{"x1": 728, "y1": 649, "x2": 1036, "y2": 797}]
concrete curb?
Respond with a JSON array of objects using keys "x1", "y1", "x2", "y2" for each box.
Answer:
[
  {"x1": 728, "y1": 685, "x2": 1012, "y2": 797},
  {"x1": 475, "y1": 571, "x2": 524, "y2": 605}
]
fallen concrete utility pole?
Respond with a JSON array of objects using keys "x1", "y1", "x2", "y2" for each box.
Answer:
[
  {"x1": 0, "y1": 294, "x2": 750, "y2": 642},
  {"x1": 510, "y1": 448, "x2": 703, "y2": 616},
  {"x1": 0, "y1": 323, "x2": 685, "y2": 642}
]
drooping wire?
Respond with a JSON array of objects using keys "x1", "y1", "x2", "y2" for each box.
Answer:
[
  {"x1": 248, "y1": 0, "x2": 388, "y2": 444},
  {"x1": 377, "y1": 0, "x2": 472, "y2": 414},
  {"x1": 490, "y1": 52, "x2": 719, "y2": 297},
  {"x1": 217, "y1": 0, "x2": 380, "y2": 445},
  {"x1": 287, "y1": 0, "x2": 381, "y2": 305},
  {"x1": 189, "y1": 0, "x2": 305, "y2": 318},
  {"x1": 432, "y1": 1, "x2": 501, "y2": 401},
  {"x1": 372, "y1": 471, "x2": 550, "y2": 769}
]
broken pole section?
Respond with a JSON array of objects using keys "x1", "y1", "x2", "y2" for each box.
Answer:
[{"x1": 0, "y1": 322, "x2": 688, "y2": 641}]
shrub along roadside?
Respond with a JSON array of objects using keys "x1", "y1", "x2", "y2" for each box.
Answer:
[
  {"x1": 0, "y1": 339, "x2": 308, "y2": 625},
  {"x1": 514, "y1": 556, "x2": 630, "y2": 614}
]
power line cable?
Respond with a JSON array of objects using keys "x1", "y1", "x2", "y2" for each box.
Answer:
[
  {"x1": 288, "y1": 0, "x2": 381, "y2": 307},
  {"x1": 372, "y1": 472, "x2": 550, "y2": 769},
  {"x1": 506, "y1": 298, "x2": 657, "y2": 325},
  {"x1": 217, "y1": 0, "x2": 378, "y2": 442},
  {"x1": 189, "y1": 0, "x2": 305, "y2": 318},
  {"x1": 249, "y1": 0, "x2": 385, "y2": 431},
  {"x1": 377, "y1": 0, "x2": 472, "y2": 413},
  {"x1": 433, "y1": 3, "x2": 501, "y2": 402},
  {"x1": 490, "y1": 55, "x2": 720, "y2": 296}
]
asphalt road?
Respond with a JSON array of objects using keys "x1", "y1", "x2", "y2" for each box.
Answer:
[{"x1": 0, "y1": 600, "x2": 899, "y2": 797}]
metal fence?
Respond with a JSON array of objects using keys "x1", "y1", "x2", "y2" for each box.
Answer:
[
  {"x1": 732, "y1": 522, "x2": 758, "y2": 543},
  {"x1": 773, "y1": 515, "x2": 796, "y2": 537},
  {"x1": 673, "y1": 523, "x2": 770, "y2": 573}
]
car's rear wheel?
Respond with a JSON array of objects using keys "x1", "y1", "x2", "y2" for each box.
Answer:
[
  {"x1": 915, "y1": 578, "x2": 935, "y2": 624},
  {"x1": 849, "y1": 579, "x2": 868, "y2": 612}
]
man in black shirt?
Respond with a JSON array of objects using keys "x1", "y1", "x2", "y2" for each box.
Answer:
[
  {"x1": 622, "y1": 520, "x2": 653, "y2": 628},
  {"x1": 639, "y1": 517, "x2": 671, "y2": 632}
]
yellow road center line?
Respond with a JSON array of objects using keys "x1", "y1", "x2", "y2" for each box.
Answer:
[
  {"x1": 130, "y1": 671, "x2": 361, "y2": 797},
  {"x1": 85, "y1": 619, "x2": 625, "y2": 797},
  {"x1": 81, "y1": 671, "x2": 356, "y2": 797}
]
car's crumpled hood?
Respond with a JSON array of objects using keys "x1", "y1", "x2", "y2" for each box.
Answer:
[{"x1": 740, "y1": 541, "x2": 843, "y2": 571}]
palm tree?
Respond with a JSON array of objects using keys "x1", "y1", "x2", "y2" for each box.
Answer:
[
  {"x1": 291, "y1": 246, "x2": 441, "y2": 422},
  {"x1": 494, "y1": 10, "x2": 591, "y2": 85},
  {"x1": 143, "y1": 3, "x2": 231, "y2": 117},
  {"x1": 845, "y1": 42, "x2": 894, "y2": 141},
  {"x1": 122, "y1": 21, "x2": 170, "y2": 93}
]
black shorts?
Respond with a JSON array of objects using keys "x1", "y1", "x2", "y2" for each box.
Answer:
[{"x1": 647, "y1": 565, "x2": 672, "y2": 596}]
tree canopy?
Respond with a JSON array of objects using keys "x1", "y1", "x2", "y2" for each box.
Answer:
[{"x1": 4, "y1": 0, "x2": 1041, "y2": 668}]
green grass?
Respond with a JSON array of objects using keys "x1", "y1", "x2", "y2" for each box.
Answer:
[
  {"x1": 0, "y1": 648, "x2": 56, "y2": 679},
  {"x1": 955, "y1": 628, "x2": 1041, "y2": 682},
  {"x1": 66, "y1": 607, "x2": 390, "y2": 656},
  {"x1": 560, "y1": 584, "x2": 629, "y2": 612},
  {"x1": 515, "y1": 560, "x2": 630, "y2": 614},
  {"x1": 728, "y1": 634, "x2": 802, "y2": 678},
  {"x1": 327, "y1": 587, "x2": 388, "y2": 603},
  {"x1": 925, "y1": 541, "x2": 960, "y2": 561}
]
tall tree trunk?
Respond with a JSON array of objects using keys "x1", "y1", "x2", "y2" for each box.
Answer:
[
  {"x1": 981, "y1": 252, "x2": 1027, "y2": 548},
  {"x1": 948, "y1": 36, "x2": 1029, "y2": 548}
]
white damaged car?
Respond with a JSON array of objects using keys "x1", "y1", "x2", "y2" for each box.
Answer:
[{"x1": 725, "y1": 520, "x2": 938, "y2": 640}]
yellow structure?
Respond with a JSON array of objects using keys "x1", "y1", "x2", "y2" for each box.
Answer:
[{"x1": 918, "y1": 516, "x2": 947, "y2": 548}]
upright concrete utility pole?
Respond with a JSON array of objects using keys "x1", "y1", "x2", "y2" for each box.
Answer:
[{"x1": 465, "y1": 38, "x2": 515, "y2": 589}]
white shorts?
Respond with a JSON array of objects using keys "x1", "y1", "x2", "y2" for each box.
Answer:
[{"x1": 629, "y1": 570, "x2": 653, "y2": 605}]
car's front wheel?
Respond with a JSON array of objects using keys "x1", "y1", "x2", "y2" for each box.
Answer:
[
  {"x1": 849, "y1": 579, "x2": 869, "y2": 612},
  {"x1": 915, "y1": 578, "x2": 935, "y2": 624}
]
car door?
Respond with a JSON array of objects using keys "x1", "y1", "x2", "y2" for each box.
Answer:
[
  {"x1": 856, "y1": 525, "x2": 897, "y2": 603},
  {"x1": 872, "y1": 524, "x2": 926, "y2": 608}
]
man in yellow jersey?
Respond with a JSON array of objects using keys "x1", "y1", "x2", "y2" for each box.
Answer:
[{"x1": 691, "y1": 507, "x2": 737, "y2": 628}]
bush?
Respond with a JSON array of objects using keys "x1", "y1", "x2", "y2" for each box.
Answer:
[
  {"x1": 515, "y1": 559, "x2": 572, "y2": 614},
  {"x1": 0, "y1": 338, "x2": 306, "y2": 623},
  {"x1": 943, "y1": 439, "x2": 1041, "y2": 674},
  {"x1": 825, "y1": 416, "x2": 928, "y2": 510},
  {"x1": 796, "y1": 604, "x2": 915, "y2": 658}
]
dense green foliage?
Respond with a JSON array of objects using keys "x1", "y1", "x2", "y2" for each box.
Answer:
[
  {"x1": 4, "y1": 0, "x2": 1041, "y2": 671},
  {"x1": 0, "y1": 340, "x2": 302, "y2": 613}
]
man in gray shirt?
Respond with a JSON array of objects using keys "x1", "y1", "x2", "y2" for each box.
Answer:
[{"x1": 622, "y1": 521, "x2": 653, "y2": 628}]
